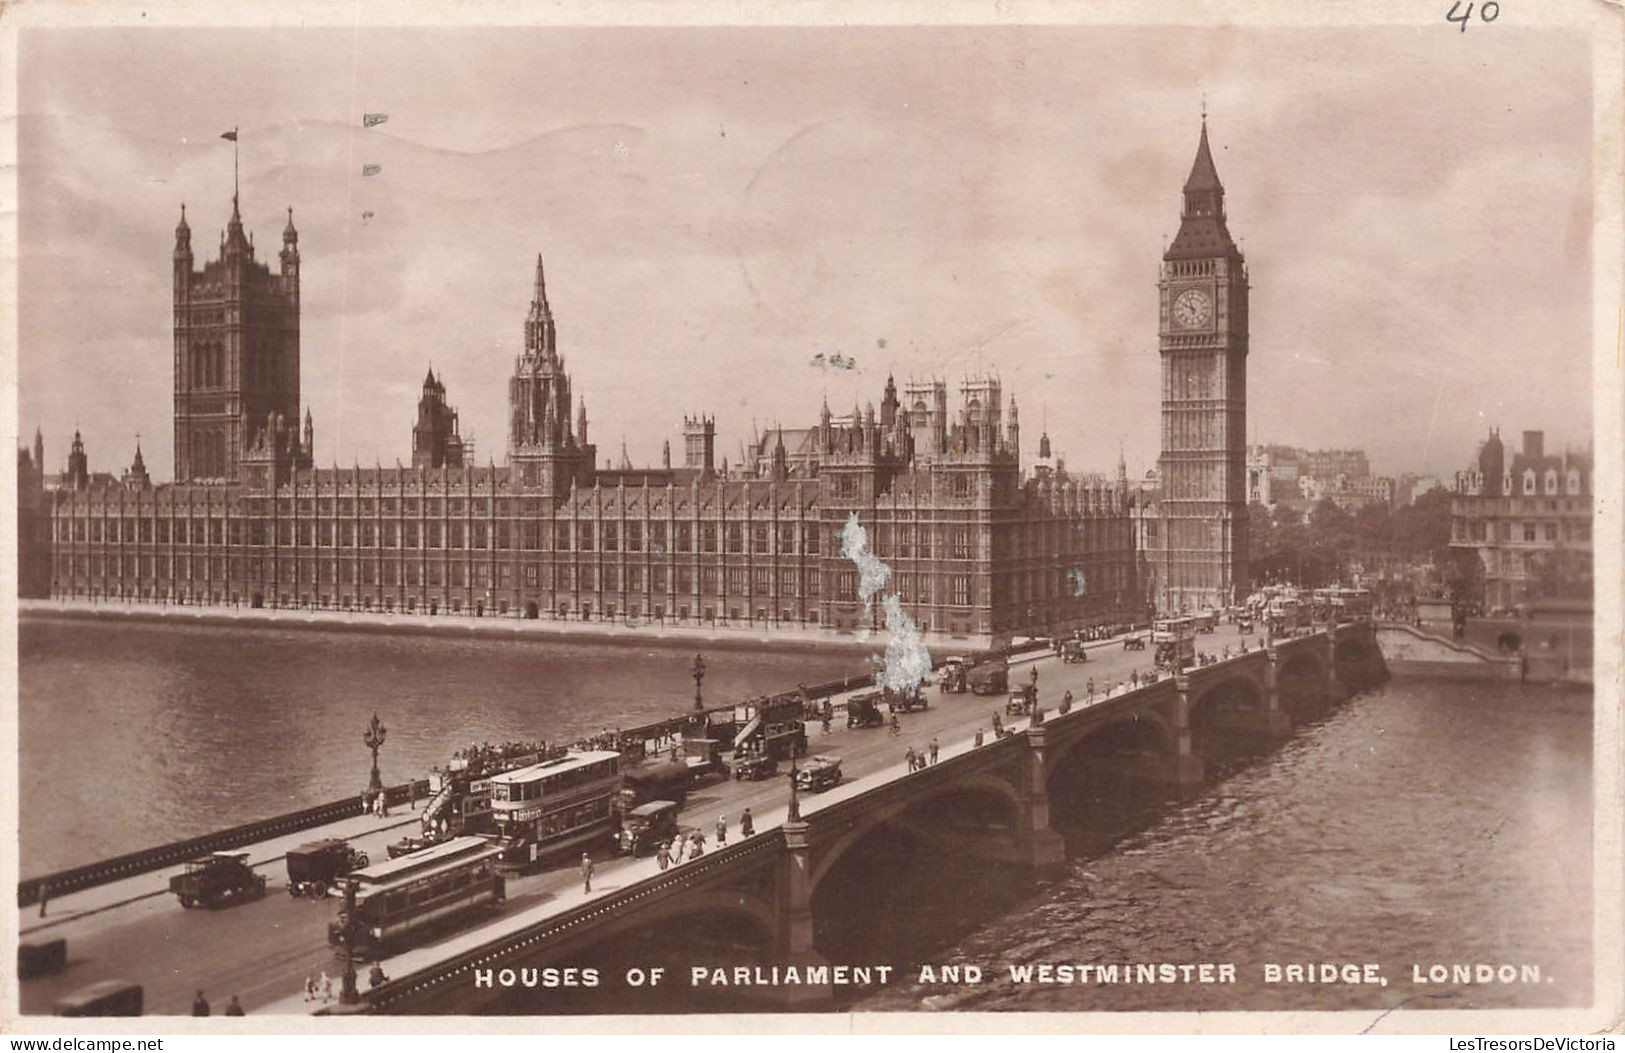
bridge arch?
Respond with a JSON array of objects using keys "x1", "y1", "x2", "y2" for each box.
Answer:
[
  {"x1": 808, "y1": 773, "x2": 1024, "y2": 893},
  {"x1": 1188, "y1": 673, "x2": 1269, "y2": 762},
  {"x1": 1276, "y1": 650, "x2": 1329, "y2": 720},
  {"x1": 1044, "y1": 710, "x2": 1177, "y2": 786}
]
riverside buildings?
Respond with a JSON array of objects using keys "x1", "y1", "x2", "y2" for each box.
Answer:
[
  {"x1": 1450, "y1": 428, "x2": 1594, "y2": 610},
  {"x1": 20, "y1": 124, "x2": 1254, "y2": 639}
]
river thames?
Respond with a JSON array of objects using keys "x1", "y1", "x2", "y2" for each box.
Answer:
[{"x1": 17, "y1": 615, "x2": 1594, "y2": 1012}]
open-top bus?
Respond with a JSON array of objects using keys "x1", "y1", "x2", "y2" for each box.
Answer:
[
  {"x1": 487, "y1": 750, "x2": 622, "y2": 870},
  {"x1": 328, "y1": 835, "x2": 505, "y2": 959}
]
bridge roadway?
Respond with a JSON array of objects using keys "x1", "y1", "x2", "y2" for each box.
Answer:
[{"x1": 21, "y1": 624, "x2": 1258, "y2": 1017}]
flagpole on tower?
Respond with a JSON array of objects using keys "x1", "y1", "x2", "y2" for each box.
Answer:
[{"x1": 221, "y1": 127, "x2": 240, "y2": 209}]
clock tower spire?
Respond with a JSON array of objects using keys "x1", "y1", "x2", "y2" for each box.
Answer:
[{"x1": 1154, "y1": 117, "x2": 1250, "y2": 613}]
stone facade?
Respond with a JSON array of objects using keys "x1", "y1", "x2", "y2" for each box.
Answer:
[{"x1": 27, "y1": 200, "x2": 1146, "y2": 641}]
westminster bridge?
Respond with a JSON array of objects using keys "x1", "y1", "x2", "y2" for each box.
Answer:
[
  {"x1": 18, "y1": 620, "x2": 1386, "y2": 1016},
  {"x1": 347, "y1": 622, "x2": 1385, "y2": 1014}
]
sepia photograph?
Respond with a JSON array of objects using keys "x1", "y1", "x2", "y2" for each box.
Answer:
[{"x1": 3, "y1": 0, "x2": 1620, "y2": 1037}]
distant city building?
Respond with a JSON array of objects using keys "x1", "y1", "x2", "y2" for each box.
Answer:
[
  {"x1": 1450, "y1": 428, "x2": 1593, "y2": 609},
  {"x1": 1246, "y1": 443, "x2": 1393, "y2": 514}
]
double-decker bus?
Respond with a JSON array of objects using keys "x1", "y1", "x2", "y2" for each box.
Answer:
[
  {"x1": 487, "y1": 750, "x2": 623, "y2": 870},
  {"x1": 1151, "y1": 617, "x2": 1197, "y2": 670},
  {"x1": 328, "y1": 836, "x2": 505, "y2": 959},
  {"x1": 1327, "y1": 587, "x2": 1373, "y2": 622}
]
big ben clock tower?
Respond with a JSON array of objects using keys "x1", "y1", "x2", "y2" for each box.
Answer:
[{"x1": 1155, "y1": 118, "x2": 1249, "y2": 612}]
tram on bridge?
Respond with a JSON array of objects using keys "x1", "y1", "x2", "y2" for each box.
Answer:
[
  {"x1": 487, "y1": 750, "x2": 623, "y2": 870},
  {"x1": 330, "y1": 836, "x2": 506, "y2": 960}
]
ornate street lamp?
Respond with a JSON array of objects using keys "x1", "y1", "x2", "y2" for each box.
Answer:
[
  {"x1": 691, "y1": 653, "x2": 707, "y2": 712},
  {"x1": 363, "y1": 713, "x2": 388, "y2": 807}
]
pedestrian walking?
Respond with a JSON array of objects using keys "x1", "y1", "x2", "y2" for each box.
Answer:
[
  {"x1": 1030, "y1": 665, "x2": 1039, "y2": 687},
  {"x1": 1061, "y1": 689, "x2": 1073, "y2": 714},
  {"x1": 716, "y1": 814, "x2": 728, "y2": 846},
  {"x1": 225, "y1": 995, "x2": 245, "y2": 1016},
  {"x1": 904, "y1": 746, "x2": 917, "y2": 771},
  {"x1": 192, "y1": 990, "x2": 211, "y2": 1016},
  {"x1": 368, "y1": 962, "x2": 389, "y2": 989},
  {"x1": 974, "y1": 727, "x2": 985, "y2": 747},
  {"x1": 740, "y1": 807, "x2": 754, "y2": 837},
  {"x1": 580, "y1": 852, "x2": 594, "y2": 893},
  {"x1": 304, "y1": 975, "x2": 317, "y2": 1002},
  {"x1": 688, "y1": 836, "x2": 704, "y2": 861},
  {"x1": 929, "y1": 738, "x2": 939, "y2": 765},
  {"x1": 889, "y1": 714, "x2": 900, "y2": 737},
  {"x1": 657, "y1": 841, "x2": 671, "y2": 870},
  {"x1": 1087, "y1": 677, "x2": 1095, "y2": 699}
]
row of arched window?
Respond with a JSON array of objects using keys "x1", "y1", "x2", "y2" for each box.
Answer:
[
  {"x1": 192, "y1": 430, "x2": 229, "y2": 479},
  {"x1": 192, "y1": 342, "x2": 225, "y2": 389}
]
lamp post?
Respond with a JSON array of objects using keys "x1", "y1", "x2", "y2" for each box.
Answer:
[
  {"x1": 363, "y1": 713, "x2": 387, "y2": 808},
  {"x1": 338, "y1": 878, "x2": 360, "y2": 1005},
  {"x1": 787, "y1": 752, "x2": 801, "y2": 822},
  {"x1": 691, "y1": 653, "x2": 707, "y2": 712}
]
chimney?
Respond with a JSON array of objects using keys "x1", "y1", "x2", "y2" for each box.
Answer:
[{"x1": 1522, "y1": 430, "x2": 1544, "y2": 460}]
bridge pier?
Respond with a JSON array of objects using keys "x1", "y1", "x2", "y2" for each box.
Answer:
[
  {"x1": 775, "y1": 821, "x2": 833, "y2": 1008},
  {"x1": 1166, "y1": 678, "x2": 1206, "y2": 787},
  {"x1": 1019, "y1": 725, "x2": 1068, "y2": 876},
  {"x1": 1322, "y1": 635, "x2": 1348, "y2": 703},
  {"x1": 1259, "y1": 649, "x2": 1295, "y2": 741}
]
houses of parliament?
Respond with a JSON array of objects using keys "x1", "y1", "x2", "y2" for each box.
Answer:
[{"x1": 17, "y1": 123, "x2": 1249, "y2": 637}]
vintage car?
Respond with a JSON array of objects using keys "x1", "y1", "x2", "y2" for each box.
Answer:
[
  {"x1": 618, "y1": 800, "x2": 681, "y2": 856},
  {"x1": 285, "y1": 838, "x2": 369, "y2": 898},
  {"x1": 1061, "y1": 639, "x2": 1090, "y2": 664},
  {"x1": 731, "y1": 751, "x2": 778, "y2": 781},
  {"x1": 387, "y1": 831, "x2": 450, "y2": 860},
  {"x1": 1005, "y1": 683, "x2": 1037, "y2": 716},
  {"x1": 967, "y1": 659, "x2": 1009, "y2": 696},
  {"x1": 1237, "y1": 617, "x2": 1255, "y2": 634},
  {"x1": 846, "y1": 691, "x2": 886, "y2": 728},
  {"x1": 795, "y1": 755, "x2": 843, "y2": 793},
  {"x1": 169, "y1": 852, "x2": 267, "y2": 909},
  {"x1": 1122, "y1": 633, "x2": 1147, "y2": 651}
]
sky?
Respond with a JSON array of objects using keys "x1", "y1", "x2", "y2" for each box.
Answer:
[{"x1": 15, "y1": 24, "x2": 1595, "y2": 483}]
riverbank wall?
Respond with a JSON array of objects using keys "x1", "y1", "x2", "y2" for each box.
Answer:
[
  {"x1": 1375, "y1": 622, "x2": 1589, "y2": 687},
  {"x1": 19, "y1": 597, "x2": 1003, "y2": 656}
]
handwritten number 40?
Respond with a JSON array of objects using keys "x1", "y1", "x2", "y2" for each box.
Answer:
[{"x1": 1447, "y1": 0, "x2": 1499, "y2": 30}]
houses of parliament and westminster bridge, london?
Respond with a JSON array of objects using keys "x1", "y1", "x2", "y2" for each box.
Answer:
[{"x1": 17, "y1": 122, "x2": 1251, "y2": 639}]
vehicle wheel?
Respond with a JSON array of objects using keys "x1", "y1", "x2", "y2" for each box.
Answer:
[
  {"x1": 179, "y1": 894, "x2": 194, "y2": 909},
  {"x1": 288, "y1": 885, "x2": 300, "y2": 897},
  {"x1": 256, "y1": 876, "x2": 268, "y2": 897},
  {"x1": 354, "y1": 852, "x2": 369, "y2": 868},
  {"x1": 311, "y1": 881, "x2": 327, "y2": 899}
]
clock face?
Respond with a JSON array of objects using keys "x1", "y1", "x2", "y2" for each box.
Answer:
[{"x1": 1172, "y1": 289, "x2": 1213, "y2": 329}]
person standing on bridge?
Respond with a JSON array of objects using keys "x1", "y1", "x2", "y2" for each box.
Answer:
[
  {"x1": 890, "y1": 714, "x2": 900, "y2": 736},
  {"x1": 225, "y1": 994, "x2": 245, "y2": 1016},
  {"x1": 688, "y1": 836, "x2": 704, "y2": 862},
  {"x1": 657, "y1": 841, "x2": 672, "y2": 870},
  {"x1": 1030, "y1": 665, "x2": 1039, "y2": 688},
  {"x1": 740, "y1": 807, "x2": 754, "y2": 837},
  {"x1": 974, "y1": 727, "x2": 985, "y2": 747},
  {"x1": 929, "y1": 738, "x2": 940, "y2": 765},
  {"x1": 192, "y1": 990, "x2": 210, "y2": 1016},
  {"x1": 716, "y1": 814, "x2": 728, "y2": 846},
  {"x1": 580, "y1": 852, "x2": 594, "y2": 893},
  {"x1": 1086, "y1": 677, "x2": 1095, "y2": 699}
]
